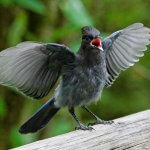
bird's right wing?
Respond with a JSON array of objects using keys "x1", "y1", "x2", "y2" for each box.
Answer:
[
  {"x1": 0, "y1": 42, "x2": 75, "y2": 99},
  {"x1": 102, "y1": 23, "x2": 150, "y2": 87}
]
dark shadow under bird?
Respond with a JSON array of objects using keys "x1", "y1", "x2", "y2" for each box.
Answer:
[{"x1": 0, "y1": 23, "x2": 150, "y2": 133}]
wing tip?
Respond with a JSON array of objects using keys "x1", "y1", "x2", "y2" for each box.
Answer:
[
  {"x1": 125, "y1": 23, "x2": 150, "y2": 33},
  {"x1": 126, "y1": 23, "x2": 143, "y2": 29}
]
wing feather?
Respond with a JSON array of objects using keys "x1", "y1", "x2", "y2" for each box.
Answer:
[
  {"x1": 0, "y1": 42, "x2": 75, "y2": 98},
  {"x1": 102, "y1": 23, "x2": 150, "y2": 87}
]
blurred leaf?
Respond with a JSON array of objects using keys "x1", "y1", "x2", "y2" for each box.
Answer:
[
  {"x1": 52, "y1": 120, "x2": 72, "y2": 136},
  {"x1": 10, "y1": 126, "x2": 37, "y2": 147},
  {"x1": 70, "y1": 41, "x2": 80, "y2": 52},
  {"x1": 50, "y1": 109, "x2": 73, "y2": 136},
  {"x1": 51, "y1": 24, "x2": 77, "y2": 41},
  {"x1": 101, "y1": 33, "x2": 109, "y2": 39},
  {"x1": 7, "y1": 11, "x2": 28, "y2": 46},
  {"x1": 61, "y1": 0, "x2": 93, "y2": 27},
  {"x1": 10, "y1": 127, "x2": 23, "y2": 147},
  {"x1": 15, "y1": 0, "x2": 46, "y2": 14},
  {"x1": 25, "y1": 31, "x2": 39, "y2": 41},
  {"x1": 0, "y1": 0, "x2": 13, "y2": 6},
  {"x1": 0, "y1": 96, "x2": 7, "y2": 118}
]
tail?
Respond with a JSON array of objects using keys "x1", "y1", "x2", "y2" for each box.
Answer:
[{"x1": 19, "y1": 98, "x2": 60, "y2": 134}]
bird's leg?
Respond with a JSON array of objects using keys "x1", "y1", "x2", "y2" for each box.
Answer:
[
  {"x1": 68, "y1": 107, "x2": 93, "y2": 131},
  {"x1": 81, "y1": 106, "x2": 114, "y2": 126}
]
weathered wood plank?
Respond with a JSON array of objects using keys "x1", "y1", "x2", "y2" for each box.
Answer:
[{"x1": 12, "y1": 110, "x2": 150, "y2": 150}]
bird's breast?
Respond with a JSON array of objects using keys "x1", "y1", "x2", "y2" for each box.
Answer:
[{"x1": 55, "y1": 61, "x2": 107, "y2": 107}]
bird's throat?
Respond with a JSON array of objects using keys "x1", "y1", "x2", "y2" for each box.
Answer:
[{"x1": 83, "y1": 50, "x2": 102, "y2": 66}]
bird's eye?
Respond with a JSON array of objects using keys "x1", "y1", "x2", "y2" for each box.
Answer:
[{"x1": 82, "y1": 35, "x2": 93, "y2": 41}]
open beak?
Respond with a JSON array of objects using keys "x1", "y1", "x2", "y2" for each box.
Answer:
[{"x1": 90, "y1": 38, "x2": 103, "y2": 51}]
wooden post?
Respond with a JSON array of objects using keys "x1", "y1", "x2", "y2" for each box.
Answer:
[{"x1": 12, "y1": 110, "x2": 150, "y2": 150}]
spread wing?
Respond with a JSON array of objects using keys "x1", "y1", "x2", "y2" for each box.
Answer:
[
  {"x1": 102, "y1": 23, "x2": 150, "y2": 87},
  {"x1": 0, "y1": 42, "x2": 75, "y2": 99}
]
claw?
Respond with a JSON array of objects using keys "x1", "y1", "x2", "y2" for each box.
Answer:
[
  {"x1": 75, "y1": 123, "x2": 94, "y2": 131},
  {"x1": 82, "y1": 106, "x2": 114, "y2": 127},
  {"x1": 88, "y1": 119, "x2": 114, "y2": 126}
]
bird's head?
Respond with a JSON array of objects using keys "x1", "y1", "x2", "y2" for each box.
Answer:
[{"x1": 81, "y1": 26, "x2": 103, "y2": 52}]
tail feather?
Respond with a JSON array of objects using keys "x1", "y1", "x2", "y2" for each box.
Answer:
[{"x1": 19, "y1": 98, "x2": 60, "y2": 134}]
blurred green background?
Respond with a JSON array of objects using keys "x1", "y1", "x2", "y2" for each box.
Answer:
[{"x1": 0, "y1": 0, "x2": 150, "y2": 149}]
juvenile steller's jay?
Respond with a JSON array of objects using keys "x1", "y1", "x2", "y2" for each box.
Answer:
[{"x1": 0, "y1": 23, "x2": 149, "y2": 134}]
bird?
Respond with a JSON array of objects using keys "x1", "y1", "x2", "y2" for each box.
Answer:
[{"x1": 0, "y1": 23, "x2": 150, "y2": 134}]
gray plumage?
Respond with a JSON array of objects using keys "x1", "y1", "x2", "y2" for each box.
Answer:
[
  {"x1": 0, "y1": 42, "x2": 75, "y2": 98},
  {"x1": 103, "y1": 23, "x2": 150, "y2": 86},
  {"x1": 0, "y1": 23, "x2": 150, "y2": 133},
  {"x1": 55, "y1": 51, "x2": 106, "y2": 107}
]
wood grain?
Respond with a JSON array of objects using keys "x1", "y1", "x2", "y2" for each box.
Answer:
[{"x1": 12, "y1": 110, "x2": 150, "y2": 150}]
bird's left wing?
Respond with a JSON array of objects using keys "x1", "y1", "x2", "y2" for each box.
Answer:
[
  {"x1": 0, "y1": 42, "x2": 75, "y2": 99},
  {"x1": 102, "y1": 23, "x2": 150, "y2": 87}
]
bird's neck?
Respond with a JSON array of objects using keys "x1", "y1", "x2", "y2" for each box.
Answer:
[{"x1": 78, "y1": 47, "x2": 105, "y2": 67}]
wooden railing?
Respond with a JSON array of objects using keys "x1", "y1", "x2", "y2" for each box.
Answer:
[{"x1": 12, "y1": 110, "x2": 150, "y2": 150}]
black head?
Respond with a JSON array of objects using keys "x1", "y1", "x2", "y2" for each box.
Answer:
[{"x1": 81, "y1": 26, "x2": 103, "y2": 51}]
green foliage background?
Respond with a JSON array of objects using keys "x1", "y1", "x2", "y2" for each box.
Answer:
[{"x1": 0, "y1": 0, "x2": 150, "y2": 149}]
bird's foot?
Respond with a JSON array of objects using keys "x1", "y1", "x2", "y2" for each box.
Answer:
[
  {"x1": 75, "y1": 123, "x2": 94, "y2": 131},
  {"x1": 88, "y1": 118, "x2": 114, "y2": 126}
]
